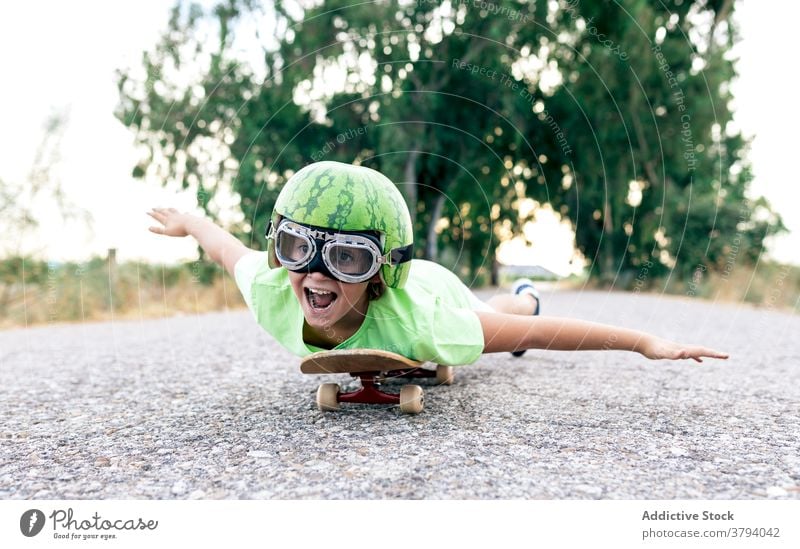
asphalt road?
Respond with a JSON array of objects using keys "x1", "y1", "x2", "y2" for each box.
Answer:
[{"x1": 1, "y1": 289, "x2": 798, "y2": 499}]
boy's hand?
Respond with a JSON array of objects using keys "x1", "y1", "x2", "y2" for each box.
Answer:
[
  {"x1": 640, "y1": 335, "x2": 729, "y2": 363},
  {"x1": 147, "y1": 207, "x2": 191, "y2": 237}
]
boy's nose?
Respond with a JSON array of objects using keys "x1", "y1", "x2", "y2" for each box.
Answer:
[{"x1": 306, "y1": 270, "x2": 335, "y2": 282}]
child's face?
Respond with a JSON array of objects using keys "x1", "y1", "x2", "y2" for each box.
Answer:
[{"x1": 287, "y1": 270, "x2": 376, "y2": 337}]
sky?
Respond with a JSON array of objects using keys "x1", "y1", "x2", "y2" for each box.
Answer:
[{"x1": 1, "y1": 0, "x2": 798, "y2": 272}]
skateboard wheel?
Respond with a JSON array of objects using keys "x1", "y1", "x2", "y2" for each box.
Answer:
[
  {"x1": 435, "y1": 364, "x2": 454, "y2": 385},
  {"x1": 399, "y1": 385, "x2": 424, "y2": 414},
  {"x1": 316, "y1": 383, "x2": 340, "y2": 411}
]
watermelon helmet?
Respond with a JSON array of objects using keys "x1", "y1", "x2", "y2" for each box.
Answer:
[{"x1": 267, "y1": 161, "x2": 414, "y2": 288}]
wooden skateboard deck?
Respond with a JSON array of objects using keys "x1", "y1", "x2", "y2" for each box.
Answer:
[{"x1": 301, "y1": 349, "x2": 423, "y2": 375}]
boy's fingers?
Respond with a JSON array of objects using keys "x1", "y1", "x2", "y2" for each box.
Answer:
[
  {"x1": 148, "y1": 226, "x2": 163, "y2": 234},
  {"x1": 697, "y1": 347, "x2": 728, "y2": 360}
]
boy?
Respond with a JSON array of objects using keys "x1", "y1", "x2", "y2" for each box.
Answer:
[{"x1": 147, "y1": 161, "x2": 728, "y2": 365}]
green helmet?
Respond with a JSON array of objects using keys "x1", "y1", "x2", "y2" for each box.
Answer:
[{"x1": 268, "y1": 161, "x2": 414, "y2": 288}]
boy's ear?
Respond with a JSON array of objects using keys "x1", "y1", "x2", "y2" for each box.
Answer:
[{"x1": 367, "y1": 274, "x2": 387, "y2": 300}]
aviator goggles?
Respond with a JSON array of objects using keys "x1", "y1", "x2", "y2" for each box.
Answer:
[{"x1": 267, "y1": 220, "x2": 413, "y2": 284}]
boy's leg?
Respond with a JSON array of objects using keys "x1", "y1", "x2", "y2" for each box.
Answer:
[
  {"x1": 484, "y1": 279, "x2": 541, "y2": 357},
  {"x1": 485, "y1": 293, "x2": 538, "y2": 315}
]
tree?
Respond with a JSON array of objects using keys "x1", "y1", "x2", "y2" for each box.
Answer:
[
  {"x1": 116, "y1": 0, "x2": 782, "y2": 285},
  {"x1": 1, "y1": 109, "x2": 93, "y2": 258},
  {"x1": 0, "y1": 110, "x2": 93, "y2": 316},
  {"x1": 525, "y1": 0, "x2": 783, "y2": 283}
]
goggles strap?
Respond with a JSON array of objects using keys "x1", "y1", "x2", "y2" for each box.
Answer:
[{"x1": 389, "y1": 243, "x2": 414, "y2": 265}]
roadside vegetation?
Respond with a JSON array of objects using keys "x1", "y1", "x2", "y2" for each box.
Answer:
[
  {"x1": 2, "y1": 254, "x2": 796, "y2": 330},
  {"x1": 0, "y1": 255, "x2": 238, "y2": 329}
]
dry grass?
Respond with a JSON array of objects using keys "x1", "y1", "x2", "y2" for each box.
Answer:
[
  {"x1": 0, "y1": 258, "x2": 247, "y2": 330},
  {"x1": 570, "y1": 260, "x2": 799, "y2": 313},
  {"x1": 1, "y1": 257, "x2": 796, "y2": 331}
]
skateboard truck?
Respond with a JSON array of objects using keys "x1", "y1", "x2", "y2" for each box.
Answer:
[
  {"x1": 319, "y1": 371, "x2": 424, "y2": 413},
  {"x1": 301, "y1": 350, "x2": 455, "y2": 414}
]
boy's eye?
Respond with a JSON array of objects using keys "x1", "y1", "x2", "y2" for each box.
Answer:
[{"x1": 339, "y1": 251, "x2": 353, "y2": 261}]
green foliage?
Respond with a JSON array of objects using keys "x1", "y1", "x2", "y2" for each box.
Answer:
[
  {"x1": 116, "y1": 0, "x2": 783, "y2": 286},
  {"x1": 535, "y1": 0, "x2": 785, "y2": 284}
]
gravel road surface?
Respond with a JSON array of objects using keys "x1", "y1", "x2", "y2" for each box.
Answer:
[{"x1": 2, "y1": 289, "x2": 798, "y2": 499}]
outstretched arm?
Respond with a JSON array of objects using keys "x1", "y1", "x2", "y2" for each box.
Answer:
[
  {"x1": 475, "y1": 311, "x2": 729, "y2": 362},
  {"x1": 147, "y1": 207, "x2": 251, "y2": 278}
]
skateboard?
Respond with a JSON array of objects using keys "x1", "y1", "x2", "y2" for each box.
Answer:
[{"x1": 300, "y1": 349, "x2": 455, "y2": 414}]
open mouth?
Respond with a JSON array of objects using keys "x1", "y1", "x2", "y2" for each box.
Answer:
[{"x1": 304, "y1": 287, "x2": 338, "y2": 311}]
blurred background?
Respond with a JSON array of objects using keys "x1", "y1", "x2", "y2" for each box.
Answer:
[{"x1": 1, "y1": 0, "x2": 797, "y2": 328}]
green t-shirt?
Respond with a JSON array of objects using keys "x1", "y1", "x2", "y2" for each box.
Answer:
[{"x1": 234, "y1": 253, "x2": 485, "y2": 365}]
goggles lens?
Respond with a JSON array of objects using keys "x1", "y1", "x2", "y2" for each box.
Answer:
[
  {"x1": 325, "y1": 244, "x2": 376, "y2": 276},
  {"x1": 275, "y1": 229, "x2": 315, "y2": 266}
]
